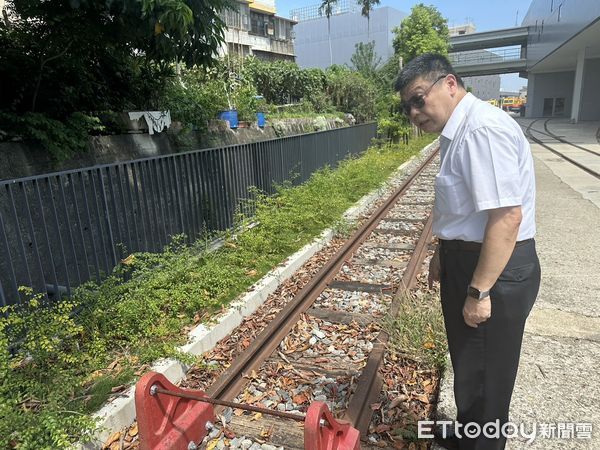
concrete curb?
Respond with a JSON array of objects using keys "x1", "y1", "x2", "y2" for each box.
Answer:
[{"x1": 83, "y1": 139, "x2": 439, "y2": 448}]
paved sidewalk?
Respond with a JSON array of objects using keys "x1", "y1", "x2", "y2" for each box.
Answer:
[{"x1": 434, "y1": 120, "x2": 600, "y2": 449}]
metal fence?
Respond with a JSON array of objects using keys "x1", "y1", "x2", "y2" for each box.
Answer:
[{"x1": 0, "y1": 122, "x2": 377, "y2": 306}]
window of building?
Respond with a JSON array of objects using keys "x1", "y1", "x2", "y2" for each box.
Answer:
[
  {"x1": 250, "y1": 11, "x2": 270, "y2": 36},
  {"x1": 543, "y1": 97, "x2": 566, "y2": 116}
]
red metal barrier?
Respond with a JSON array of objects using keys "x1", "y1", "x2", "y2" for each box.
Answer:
[
  {"x1": 135, "y1": 372, "x2": 361, "y2": 450},
  {"x1": 135, "y1": 372, "x2": 214, "y2": 450},
  {"x1": 304, "y1": 401, "x2": 361, "y2": 450}
]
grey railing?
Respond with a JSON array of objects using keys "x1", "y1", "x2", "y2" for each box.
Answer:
[{"x1": 0, "y1": 123, "x2": 377, "y2": 306}]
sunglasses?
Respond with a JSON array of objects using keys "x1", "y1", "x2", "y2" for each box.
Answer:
[{"x1": 401, "y1": 74, "x2": 447, "y2": 116}]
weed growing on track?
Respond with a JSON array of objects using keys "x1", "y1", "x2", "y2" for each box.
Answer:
[
  {"x1": 0, "y1": 135, "x2": 436, "y2": 449},
  {"x1": 385, "y1": 289, "x2": 448, "y2": 371}
]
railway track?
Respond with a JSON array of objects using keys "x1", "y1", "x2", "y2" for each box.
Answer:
[
  {"x1": 523, "y1": 118, "x2": 600, "y2": 180},
  {"x1": 130, "y1": 146, "x2": 442, "y2": 450}
]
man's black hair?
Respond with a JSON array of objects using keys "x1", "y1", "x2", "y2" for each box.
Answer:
[{"x1": 394, "y1": 53, "x2": 464, "y2": 92}]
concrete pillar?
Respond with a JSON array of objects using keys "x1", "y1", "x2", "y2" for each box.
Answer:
[
  {"x1": 570, "y1": 48, "x2": 586, "y2": 123},
  {"x1": 526, "y1": 73, "x2": 535, "y2": 118}
]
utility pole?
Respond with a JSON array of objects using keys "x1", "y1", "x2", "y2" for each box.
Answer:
[{"x1": 515, "y1": 9, "x2": 519, "y2": 27}]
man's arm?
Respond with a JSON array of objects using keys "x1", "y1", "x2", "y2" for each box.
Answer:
[{"x1": 463, "y1": 205, "x2": 522, "y2": 327}]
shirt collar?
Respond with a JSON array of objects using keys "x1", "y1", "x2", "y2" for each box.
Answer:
[{"x1": 441, "y1": 92, "x2": 476, "y2": 141}]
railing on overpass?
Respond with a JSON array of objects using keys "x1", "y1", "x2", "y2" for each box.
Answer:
[{"x1": 449, "y1": 47, "x2": 523, "y2": 66}]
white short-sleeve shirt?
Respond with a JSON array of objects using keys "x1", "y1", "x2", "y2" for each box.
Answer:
[{"x1": 433, "y1": 93, "x2": 536, "y2": 242}]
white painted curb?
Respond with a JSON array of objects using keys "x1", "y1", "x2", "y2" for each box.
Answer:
[{"x1": 82, "y1": 139, "x2": 439, "y2": 448}]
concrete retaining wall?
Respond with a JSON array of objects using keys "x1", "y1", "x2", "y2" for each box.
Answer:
[{"x1": 0, "y1": 117, "x2": 347, "y2": 181}]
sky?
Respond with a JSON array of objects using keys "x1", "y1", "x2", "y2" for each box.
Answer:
[{"x1": 276, "y1": 0, "x2": 533, "y2": 91}]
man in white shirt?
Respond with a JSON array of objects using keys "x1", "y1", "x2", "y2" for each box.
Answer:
[{"x1": 395, "y1": 54, "x2": 540, "y2": 450}]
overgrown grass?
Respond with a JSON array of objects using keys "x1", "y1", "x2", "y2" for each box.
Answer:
[
  {"x1": 385, "y1": 289, "x2": 448, "y2": 371},
  {"x1": 0, "y1": 135, "x2": 436, "y2": 449}
]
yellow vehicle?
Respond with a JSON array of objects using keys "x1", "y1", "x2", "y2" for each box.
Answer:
[
  {"x1": 501, "y1": 97, "x2": 525, "y2": 112},
  {"x1": 486, "y1": 99, "x2": 499, "y2": 107}
]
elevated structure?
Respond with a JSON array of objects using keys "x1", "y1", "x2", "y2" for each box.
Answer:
[
  {"x1": 448, "y1": 24, "x2": 500, "y2": 101},
  {"x1": 449, "y1": 27, "x2": 529, "y2": 78},
  {"x1": 450, "y1": 27, "x2": 529, "y2": 52},
  {"x1": 448, "y1": 2, "x2": 600, "y2": 121},
  {"x1": 220, "y1": 0, "x2": 295, "y2": 61}
]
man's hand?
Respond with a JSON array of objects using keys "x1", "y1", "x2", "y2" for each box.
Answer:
[
  {"x1": 463, "y1": 296, "x2": 491, "y2": 328},
  {"x1": 428, "y1": 247, "x2": 441, "y2": 289}
]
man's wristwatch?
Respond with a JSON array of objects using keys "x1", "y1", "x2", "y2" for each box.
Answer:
[{"x1": 467, "y1": 285, "x2": 490, "y2": 301}]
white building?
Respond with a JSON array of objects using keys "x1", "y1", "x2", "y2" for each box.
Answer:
[
  {"x1": 523, "y1": 0, "x2": 600, "y2": 120},
  {"x1": 221, "y1": 0, "x2": 296, "y2": 61},
  {"x1": 292, "y1": 1, "x2": 407, "y2": 69}
]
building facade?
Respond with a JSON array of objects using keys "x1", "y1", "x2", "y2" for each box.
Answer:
[
  {"x1": 220, "y1": 0, "x2": 296, "y2": 62},
  {"x1": 292, "y1": 2, "x2": 406, "y2": 69},
  {"x1": 449, "y1": 24, "x2": 501, "y2": 101},
  {"x1": 522, "y1": 0, "x2": 600, "y2": 120}
]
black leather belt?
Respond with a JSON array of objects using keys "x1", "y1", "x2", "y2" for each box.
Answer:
[{"x1": 440, "y1": 238, "x2": 534, "y2": 252}]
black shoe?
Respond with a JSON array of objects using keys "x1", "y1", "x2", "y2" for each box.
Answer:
[{"x1": 433, "y1": 432, "x2": 460, "y2": 450}]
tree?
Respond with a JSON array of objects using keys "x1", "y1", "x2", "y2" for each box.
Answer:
[
  {"x1": 357, "y1": 0, "x2": 380, "y2": 38},
  {"x1": 350, "y1": 41, "x2": 382, "y2": 80},
  {"x1": 319, "y1": 0, "x2": 338, "y2": 66},
  {"x1": 326, "y1": 65, "x2": 376, "y2": 122},
  {"x1": 0, "y1": 0, "x2": 234, "y2": 117},
  {"x1": 392, "y1": 3, "x2": 450, "y2": 64}
]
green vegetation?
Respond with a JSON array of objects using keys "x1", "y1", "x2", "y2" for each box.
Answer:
[
  {"x1": 0, "y1": 135, "x2": 435, "y2": 449},
  {"x1": 385, "y1": 289, "x2": 448, "y2": 370},
  {"x1": 393, "y1": 3, "x2": 450, "y2": 64}
]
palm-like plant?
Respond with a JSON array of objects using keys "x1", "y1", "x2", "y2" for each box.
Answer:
[
  {"x1": 319, "y1": 0, "x2": 338, "y2": 65},
  {"x1": 358, "y1": 0, "x2": 380, "y2": 38}
]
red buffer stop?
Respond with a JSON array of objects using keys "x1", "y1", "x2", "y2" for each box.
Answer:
[{"x1": 135, "y1": 371, "x2": 362, "y2": 450}]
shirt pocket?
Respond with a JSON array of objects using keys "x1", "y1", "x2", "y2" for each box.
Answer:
[{"x1": 434, "y1": 174, "x2": 473, "y2": 216}]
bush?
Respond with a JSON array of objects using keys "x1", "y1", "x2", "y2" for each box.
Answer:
[
  {"x1": 0, "y1": 111, "x2": 104, "y2": 161},
  {"x1": 325, "y1": 66, "x2": 376, "y2": 122},
  {"x1": 162, "y1": 68, "x2": 229, "y2": 131}
]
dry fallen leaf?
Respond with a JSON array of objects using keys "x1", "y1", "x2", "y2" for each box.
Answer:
[
  {"x1": 252, "y1": 412, "x2": 263, "y2": 421},
  {"x1": 293, "y1": 393, "x2": 309, "y2": 404},
  {"x1": 121, "y1": 254, "x2": 135, "y2": 265},
  {"x1": 413, "y1": 393, "x2": 430, "y2": 404},
  {"x1": 128, "y1": 423, "x2": 138, "y2": 437},
  {"x1": 111, "y1": 384, "x2": 126, "y2": 394},
  {"x1": 389, "y1": 395, "x2": 408, "y2": 409},
  {"x1": 103, "y1": 431, "x2": 121, "y2": 448},
  {"x1": 107, "y1": 359, "x2": 120, "y2": 370}
]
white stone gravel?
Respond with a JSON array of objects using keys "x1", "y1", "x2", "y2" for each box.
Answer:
[
  {"x1": 354, "y1": 245, "x2": 413, "y2": 261},
  {"x1": 314, "y1": 289, "x2": 392, "y2": 317},
  {"x1": 335, "y1": 260, "x2": 403, "y2": 285}
]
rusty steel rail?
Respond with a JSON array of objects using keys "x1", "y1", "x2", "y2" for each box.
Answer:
[
  {"x1": 525, "y1": 120, "x2": 600, "y2": 180},
  {"x1": 342, "y1": 213, "x2": 434, "y2": 434},
  {"x1": 207, "y1": 148, "x2": 440, "y2": 412}
]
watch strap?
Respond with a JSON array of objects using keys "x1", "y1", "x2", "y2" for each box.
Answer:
[{"x1": 467, "y1": 285, "x2": 490, "y2": 301}]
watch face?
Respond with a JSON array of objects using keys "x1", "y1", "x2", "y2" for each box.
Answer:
[{"x1": 467, "y1": 286, "x2": 481, "y2": 299}]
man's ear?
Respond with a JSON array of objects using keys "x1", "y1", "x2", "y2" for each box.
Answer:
[{"x1": 445, "y1": 74, "x2": 461, "y2": 96}]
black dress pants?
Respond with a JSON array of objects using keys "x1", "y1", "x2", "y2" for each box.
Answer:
[{"x1": 439, "y1": 239, "x2": 541, "y2": 450}]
